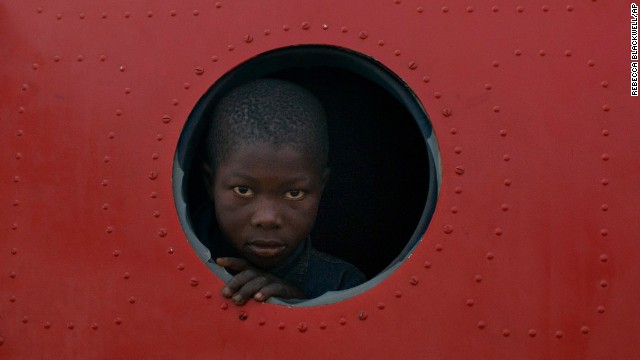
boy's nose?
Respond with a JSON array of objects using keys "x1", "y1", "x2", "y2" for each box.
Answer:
[{"x1": 251, "y1": 198, "x2": 282, "y2": 229}]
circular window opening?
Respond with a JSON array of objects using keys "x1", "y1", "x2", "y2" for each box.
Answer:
[{"x1": 173, "y1": 45, "x2": 440, "y2": 306}]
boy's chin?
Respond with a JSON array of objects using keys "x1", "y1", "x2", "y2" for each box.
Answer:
[{"x1": 244, "y1": 253, "x2": 287, "y2": 270}]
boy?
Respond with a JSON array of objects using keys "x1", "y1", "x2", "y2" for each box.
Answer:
[{"x1": 200, "y1": 78, "x2": 365, "y2": 306}]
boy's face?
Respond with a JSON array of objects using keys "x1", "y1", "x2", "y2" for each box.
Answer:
[{"x1": 204, "y1": 143, "x2": 329, "y2": 270}]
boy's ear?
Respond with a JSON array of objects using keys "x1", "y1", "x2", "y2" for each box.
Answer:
[{"x1": 202, "y1": 162, "x2": 215, "y2": 199}]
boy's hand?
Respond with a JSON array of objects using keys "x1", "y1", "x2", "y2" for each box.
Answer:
[{"x1": 216, "y1": 257, "x2": 306, "y2": 306}]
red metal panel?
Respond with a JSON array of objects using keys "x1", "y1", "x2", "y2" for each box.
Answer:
[{"x1": 1, "y1": 0, "x2": 639, "y2": 359}]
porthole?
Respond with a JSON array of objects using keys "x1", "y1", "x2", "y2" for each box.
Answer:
[{"x1": 173, "y1": 45, "x2": 441, "y2": 306}]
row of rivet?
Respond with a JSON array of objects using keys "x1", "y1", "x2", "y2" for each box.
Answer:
[
  {"x1": 407, "y1": 4, "x2": 583, "y2": 13},
  {"x1": 37, "y1": 5, "x2": 223, "y2": 18}
]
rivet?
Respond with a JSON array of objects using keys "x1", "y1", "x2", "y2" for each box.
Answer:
[
  {"x1": 486, "y1": 252, "x2": 495, "y2": 260},
  {"x1": 359, "y1": 31, "x2": 368, "y2": 39},
  {"x1": 417, "y1": 6, "x2": 424, "y2": 13},
  {"x1": 257, "y1": 319, "x2": 266, "y2": 326},
  {"x1": 409, "y1": 276, "x2": 419, "y2": 285},
  {"x1": 167, "y1": 247, "x2": 174, "y2": 254},
  {"x1": 435, "y1": 244, "x2": 443, "y2": 252},
  {"x1": 12, "y1": 200, "x2": 19, "y2": 207},
  {"x1": 454, "y1": 146, "x2": 462, "y2": 154},
  {"x1": 79, "y1": 13, "x2": 85, "y2": 19},
  {"x1": 123, "y1": 12, "x2": 130, "y2": 18},
  {"x1": 244, "y1": 34, "x2": 253, "y2": 43},
  {"x1": 13, "y1": 175, "x2": 20, "y2": 183},
  {"x1": 101, "y1": 179, "x2": 109, "y2": 187},
  {"x1": 11, "y1": 223, "x2": 18, "y2": 231},
  {"x1": 495, "y1": 228, "x2": 503, "y2": 236},
  {"x1": 283, "y1": 25, "x2": 290, "y2": 31},
  {"x1": 454, "y1": 186, "x2": 462, "y2": 193},
  {"x1": 434, "y1": 91, "x2": 442, "y2": 99},
  {"x1": 119, "y1": 65, "x2": 126, "y2": 72},
  {"x1": 602, "y1": 104, "x2": 610, "y2": 112},
  {"x1": 153, "y1": 211, "x2": 161, "y2": 218},
  {"x1": 601, "y1": 81, "x2": 609, "y2": 88},
  {"x1": 44, "y1": 322, "x2": 51, "y2": 329},
  {"x1": 555, "y1": 330, "x2": 564, "y2": 339},
  {"x1": 103, "y1": 156, "x2": 110, "y2": 163},
  {"x1": 278, "y1": 322, "x2": 285, "y2": 329},
  {"x1": 11, "y1": 248, "x2": 18, "y2": 255},
  {"x1": 394, "y1": 50, "x2": 401, "y2": 56},
  {"x1": 193, "y1": 10, "x2": 200, "y2": 16},
  {"x1": 123, "y1": 272, "x2": 130, "y2": 279},
  {"x1": 102, "y1": 203, "x2": 109, "y2": 210},
  {"x1": 297, "y1": 322, "x2": 307, "y2": 332},
  {"x1": 529, "y1": 329, "x2": 537, "y2": 337},
  {"x1": 322, "y1": 24, "x2": 329, "y2": 30},
  {"x1": 485, "y1": 83, "x2": 493, "y2": 90},
  {"x1": 194, "y1": 67, "x2": 204, "y2": 75},
  {"x1": 443, "y1": 224, "x2": 453, "y2": 234},
  {"x1": 101, "y1": 12, "x2": 108, "y2": 19},
  {"x1": 588, "y1": 60, "x2": 595, "y2": 67},
  {"x1": 112, "y1": 250, "x2": 120, "y2": 257},
  {"x1": 492, "y1": 6, "x2": 499, "y2": 12},
  {"x1": 597, "y1": 306, "x2": 605, "y2": 313},
  {"x1": 514, "y1": 49, "x2": 522, "y2": 56},
  {"x1": 106, "y1": 226, "x2": 114, "y2": 234},
  {"x1": 9, "y1": 295, "x2": 16, "y2": 302},
  {"x1": 156, "y1": 134, "x2": 164, "y2": 141},
  {"x1": 124, "y1": 88, "x2": 131, "y2": 94},
  {"x1": 190, "y1": 278, "x2": 199, "y2": 287},
  {"x1": 152, "y1": 153, "x2": 159, "y2": 160},
  {"x1": 149, "y1": 171, "x2": 158, "y2": 180},
  {"x1": 423, "y1": 76, "x2": 431, "y2": 83},
  {"x1": 15, "y1": 153, "x2": 22, "y2": 160},
  {"x1": 56, "y1": 13, "x2": 63, "y2": 20},
  {"x1": 18, "y1": 106, "x2": 25, "y2": 113},
  {"x1": 319, "y1": 322, "x2": 327, "y2": 329},
  {"x1": 358, "y1": 311, "x2": 368, "y2": 320},
  {"x1": 539, "y1": 50, "x2": 546, "y2": 56},
  {"x1": 172, "y1": 99, "x2": 179, "y2": 106},
  {"x1": 170, "y1": 10, "x2": 177, "y2": 16},
  {"x1": 394, "y1": 0, "x2": 401, "y2": 4},
  {"x1": 600, "y1": 229, "x2": 608, "y2": 236},
  {"x1": 516, "y1": 6, "x2": 524, "y2": 12},
  {"x1": 502, "y1": 329, "x2": 511, "y2": 337},
  {"x1": 492, "y1": 61, "x2": 500, "y2": 67},
  {"x1": 451, "y1": 206, "x2": 458, "y2": 214},
  {"x1": 115, "y1": 109, "x2": 122, "y2": 116},
  {"x1": 220, "y1": 302, "x2": 228, "y2": 310},
  {"x1": 9, "y1": 272, "x2": 16, "y2": 279},
  {"x1": 601, "y1": 153, "x2": 610, "y2": 161},
  {"x1": 211, "y1": 56, "x2": 219, "y2": 62},
  {"x1": 493, "y1": 105, "x2": 501, "y2": 112},
  {"x1": 600, "y1": 280, "x2": 608, "y2": 288},
  {"x1": 378, "y1": 40, "x2": 385, "y2": 46},
  {"x1": 500, "y1": 129, "x2": 507, "y2": 137},
  {"x1": 21, "y1": 83, "x2": 29, "y2": 91},
  {"x1": 424, "y1": 261, "x2": 432, "y2": 269},
  {"x1": 128, "y1": 296, "x2": 136, "y2": 304},
  {"x1": 408, "y1": 61, "x2": 418, "y2": 70},
  {"x1": 146, "y1": 11, "x2": 153, "y2": 17},
  {"x1": 503, "y1": 154, "x2": 510, "y2": 161},
  {"x1": 566, "y1": 5, "x2": 574, "y2": 12},
  {"x1": 477, "y1": 321, "x2": 486, "y2": 329},
  {"x1": 466, "y1": 299, "x2": 474, "y2": 307},
  {"x1": 177, "y1": 263, "x2": 185, "y2": 271},
  {"x1": 474, "y1": 275, "x2": 483, "y2": 283},
  {"x1": 183, "y1": 83, "x2": 191, "y2": 89},
  {"x1": 264, "y1": 29, "x2": 271, "y2": 36},
  {"x1": 542, "y1": 5, "x2": 550, "y2": 12},
  {"x1": 601, "y1": 204, "x2": 609, "y2": 211},
  {"x1": 581, "y1": 326, "x2": 590, "y2": 334},
  {"x1": 455, "y1": 166, "x2": 465, "y2": 175},
  {"x1": 204, "y1": 292, "x2": 212, "y2": 299},
  {"x1": 450, "y1": 127, "x2": 458, "y2": 135},
  {"x1": 442, "y1": 108, "x2": 452, "y2": 117},
  {"x1": 339, "y1": 318, "x2": 347, "y2": 325},
  {"x1": 601, "y1": 178, "x2": 609, "y2": 186},
  {"x1": 466, "y1": 6, "x2": 474, "y2": 13},
  {"x1": 377, "y1": 302, "x2": 386, "y2": 309},
  {"x1": 91, "y1": 323, "x2": 99, "y2": 330},
  {"x1": 501, "y1": 204, "x2": 509, "y2": 211},
  {"x1": 441, "y1": 6, "x2": 449, "y2": 13},
  {"x1": 114, "y1": 317, "x2": 122, "y2": 325},
  {"x1": 565, "y1": 50, "x2": 572, "y2": 57},
  {"x1": 215, "y1": 2, "x2": 222, "y2": 8},
  {"x1": 99, "y1": 54, "x2": 107, "y2": 62},
  {"x1": 394, "y1": 290, "x2": 402, "y2": 298},
  {"x1": 150, "y1": 191, "x2": 158, "y2": 198},
  {"x1": 67, "y1": 322, "x2": 75, "y2": 330},
  {"x1": 22, "y1": 316, "x2": 29, "y2": 324},
  {"x1": 32, "y1": 63, "x2": 39, "y2": 70},
  {"x1": 158, "y1": 228, "x2": 167, "y2": 237},
  {"x1": 301, "y1": 22, "x2": 310, "y2": 30},
  {"x1": 36, "y1": 7, "x2": 43, "y2": 13}
]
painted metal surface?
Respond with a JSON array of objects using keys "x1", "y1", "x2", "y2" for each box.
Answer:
[{"x1": 1, "y1": 0, "x2": 639, "y2": 358}]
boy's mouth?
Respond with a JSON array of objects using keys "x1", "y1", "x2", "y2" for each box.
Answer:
[{"x1": 246, "y1": 239, "x2": 286, "y2": 258}]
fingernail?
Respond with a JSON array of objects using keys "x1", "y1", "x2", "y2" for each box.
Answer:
[
  {"x1": 233, "y1": 295, "x2": 242, "y2": 304},
  {"x1": 254, "y1": 292, "x2": 263, "y2": 301},
  {"x1": 222, "y1": 288, "x2": 232, "y2": 297}
]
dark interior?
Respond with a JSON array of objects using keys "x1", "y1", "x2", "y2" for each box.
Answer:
[{"x1": 177, "y1": 46, "x2": 435, "y2": 279}]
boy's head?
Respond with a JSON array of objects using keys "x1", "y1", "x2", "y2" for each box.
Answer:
[{"x1": 203, "y1": 79, "x2": 330, "y2": 269}]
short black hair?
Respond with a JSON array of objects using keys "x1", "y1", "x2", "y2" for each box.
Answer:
[{"x1": 206, "y1": 78, "x2": 329, "y2": 170}]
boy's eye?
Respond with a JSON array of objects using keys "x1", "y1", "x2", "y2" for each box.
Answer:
[
  {"x1": 232, "y1": 186, "x2": 254, "y2": 197},
  {"x1": 284, "y1": 190, "x2": 305, "y2": 200}
]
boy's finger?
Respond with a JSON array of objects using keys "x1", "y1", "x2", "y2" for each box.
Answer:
[
  {"x1": 232, "y1": 276, "x2": 271, "y2": 304},
  {"x1": 254, "y1": 282, "x2": 288, "y2": 301},
  {"x1": 222, "y1": 268, "x2": 260, "y2": 296},
  {"x1": 216, "y1": 257, "x2": 251, "y2": 271}
]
